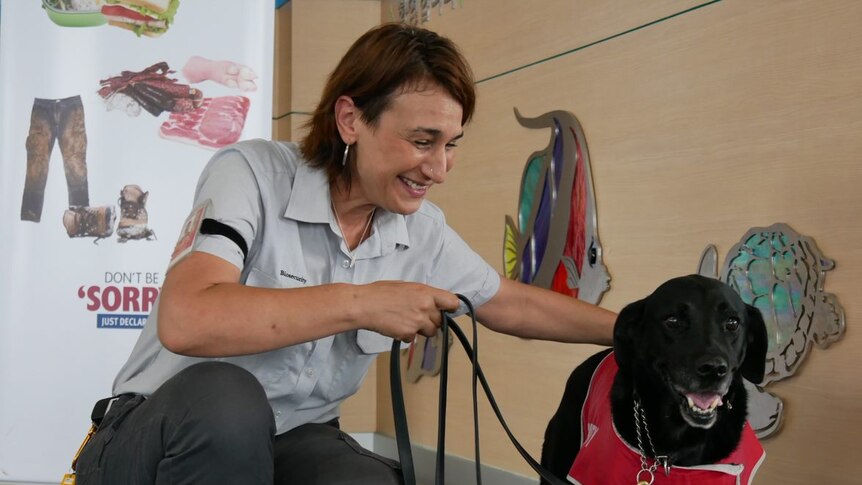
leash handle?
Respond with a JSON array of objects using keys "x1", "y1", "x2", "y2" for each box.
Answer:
[
  {"x1": 390, "y1": 337, "x2": 416, "y2": 485},
  {"x1": 435, "y1": 308, "x2": 449, "y2": 485},
  {"x1": 436, "y1": 295, "x2": 481, "y2": 485},
  {"x1": 456, "y1": 295, "x2": 482, "y2": 484},
  {"x1": 391, "y1": 294, "x2": 569, "y2": 485},
  {"x1": 446, "y1": 304, "x2": 571, "y2": 485}
]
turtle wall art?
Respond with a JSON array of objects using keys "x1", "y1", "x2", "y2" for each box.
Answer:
[{"x1": 698, "y1": 222, "x2": 845, "y2": 438}]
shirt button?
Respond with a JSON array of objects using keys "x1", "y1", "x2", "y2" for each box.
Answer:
[
  {"x1": 341, "y1": 260, "x2": 350, "y2": 268},
  {"x1": 275, "y1": 411, "x2": 281, "y2": 418},
  {"x1": 305, "y1": 367, "x2": 315, "y2": 377}
]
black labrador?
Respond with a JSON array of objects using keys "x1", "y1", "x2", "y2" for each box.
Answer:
[{"x1": 541, "y1": 275, "x2": 768, "y2": 484}]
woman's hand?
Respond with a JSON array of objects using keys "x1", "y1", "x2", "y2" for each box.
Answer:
[
  {"x1": 158, "y1": 252, "x2": 463, "y2": 356},
  {"x1": 354, "y1": 281, "x2": 460, "y2": 343}
]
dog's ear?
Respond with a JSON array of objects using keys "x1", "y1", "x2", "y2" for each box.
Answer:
[
  {"x1": 141, "y1": 191, "x2": 149, "y2": 205},
  {"x1": 613, "y1": 298, "x2": 645, "y2": 371},
  {"x1": 741, "y1": 303, "x2": 768, "y2": 384}
]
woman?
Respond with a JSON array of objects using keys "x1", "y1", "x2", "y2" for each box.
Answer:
[{"x1": 76, "y1": 23, "x2": 615, "y2": 485}]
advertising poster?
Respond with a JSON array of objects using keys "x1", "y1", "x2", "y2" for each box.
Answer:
[{"x1": 0, "y1": 1, "x2": 273, "y2": 481}]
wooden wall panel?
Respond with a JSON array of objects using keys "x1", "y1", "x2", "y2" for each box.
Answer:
[
  {"x1": 272, "y1": 0, "x2": 379, "y2": 143},
  {"x1": 290, "y1": 0, "x2": 382, "y2": 113},
  {"x1": 271, "y1": 116, "x2": 290, "y2": 142},
  {"x1": 272, "y1": 4, "x2": 292, "y2": 120},
  {"x1": 376, "y1": 1, "x2": 862, "y2": 482},
  {"x1": 381, "y1": 0, "x2": 706, "y2": 82}
]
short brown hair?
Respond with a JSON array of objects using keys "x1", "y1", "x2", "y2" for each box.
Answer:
[{"x1": 300, "y1": 23, "x2": 476, "y2": 185}]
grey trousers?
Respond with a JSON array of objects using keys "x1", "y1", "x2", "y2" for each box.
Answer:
[{"x1": 76, "y1": 362, "x2": 403, "y2": 485}]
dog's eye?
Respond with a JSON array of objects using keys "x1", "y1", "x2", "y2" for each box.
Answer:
[
  {"x1": 588, "y1": 241, "x2": 598, "y2": 267},
  {"x1": 725, "y1": 317, "x2": 740, "y2": 331},
  {"x1": 663, "y1": 316, "x2": 681, "y2": 329}
]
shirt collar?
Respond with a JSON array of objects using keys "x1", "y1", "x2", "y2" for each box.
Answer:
[
  {"x1": 284, "y1": 162, "x2": 330, "y2": 224},
  {"x1": 374, "y1": 209, "x2": 410, "y2": 250},
  {"x1": 284, "y1": 162, "x2": 411, "y2": 249}
]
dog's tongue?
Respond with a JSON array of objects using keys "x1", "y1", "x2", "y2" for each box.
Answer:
[{"x1": 687, "y1": 392, "x2": 722, "y2": 410}]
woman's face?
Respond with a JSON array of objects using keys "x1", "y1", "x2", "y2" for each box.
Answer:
[{"x1": 351, "y1": 84, "x2": 464, "y2": 215}]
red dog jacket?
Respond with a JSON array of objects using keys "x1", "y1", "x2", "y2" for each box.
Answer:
[{"x1": 567, "y1": 352, "x2": 765, "y2": 485}]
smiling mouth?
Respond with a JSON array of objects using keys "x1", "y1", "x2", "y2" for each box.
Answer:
[
  {"x1": 399, "y1": 176, "x2": 428, "y2": 194},
  {"x1": 675, "y1": 389, "x2": 727, "y2": 428}
]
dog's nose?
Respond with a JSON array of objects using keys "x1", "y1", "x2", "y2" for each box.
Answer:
[{"x1": 696, "y1": 357, "x2": 729, "y2": 379}]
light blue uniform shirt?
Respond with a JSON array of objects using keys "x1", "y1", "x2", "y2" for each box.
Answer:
[{"x1": 113, "y1": 139, "x2": 500, "y2": 434}]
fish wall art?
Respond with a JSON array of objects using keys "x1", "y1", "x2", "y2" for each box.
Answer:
[{"x1": 504, "y1": 108, "x2": 609, "y2": 304}]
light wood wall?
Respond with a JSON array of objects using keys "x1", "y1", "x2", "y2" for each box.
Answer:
[{"x1": 277, "y1": 1, "x2": 862, "y2": 483}]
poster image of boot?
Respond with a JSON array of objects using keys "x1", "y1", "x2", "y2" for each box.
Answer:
[
  {"x1": 117, "y1": 184, "x2": 156, "y2": 242},
  {"x1": 20, "y1": 96, "x2": 90, "y2": 223},
  {"x1": 63, "y1": 205, "x2": 115, "y2": 244}
]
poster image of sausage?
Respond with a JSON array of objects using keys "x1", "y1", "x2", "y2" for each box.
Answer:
[
  {"x1": 99, "y1": 62, "x2": 203, "y2": 117},
  {"x1": 98, "y1": 59, "x2": 255, "y2": 149}
]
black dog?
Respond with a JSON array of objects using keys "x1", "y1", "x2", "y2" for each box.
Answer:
[{"x1": 541, "y1": 275, "x2": 768, "y2": 484}]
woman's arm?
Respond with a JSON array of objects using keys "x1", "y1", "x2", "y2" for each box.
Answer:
[
  {"x1": 157, "y1": 251, "x2": 460, "y2": 357},
  {"x1": 475, "y1": 276, "x2": 615, "y2": 346}
]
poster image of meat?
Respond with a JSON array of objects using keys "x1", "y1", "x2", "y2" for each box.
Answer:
[
  {"x1": 98, "y1": 57, "x2": 257, "y2": 149},
  {"x1": 182, "y1": 55, "x2": 259, "y2": 92},
  {"x1": 98, "y1": 62, "x2": 204, "y2": 117},
  {"x1": 41, "y1": 0, "x2": 181, "y2": 38},
  {"x1": 160, "y1": 95, "x2": 251, "y2": 149},
  {"x1": 0, "y1": 1, "x2": 273, "y2": 482}
]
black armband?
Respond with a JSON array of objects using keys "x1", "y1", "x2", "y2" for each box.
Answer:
[{"x1": 200, "y1": 218, "x2": 249, "y2": 262}]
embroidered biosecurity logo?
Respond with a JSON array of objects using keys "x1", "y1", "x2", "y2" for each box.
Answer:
[
  {"x1": 503, "y1": 109, "x2": 610, "y2": 304},
  {"x1": 77, "y1": 271, "x2": 161, "y2": 329},
  {"x1": 279, "y1": 270, "x2": 307, "y2": 285}
]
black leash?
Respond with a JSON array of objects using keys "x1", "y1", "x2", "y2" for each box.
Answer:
[
  {"x1": 390, "y1": 328, "x2": 417, "y2": 484},
  {"x1": 390, "y1": 294, "x2": 569, "y2": 485}
]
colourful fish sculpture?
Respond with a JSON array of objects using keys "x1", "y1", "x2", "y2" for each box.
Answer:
[{"x1": 504, "y1": 109, "x2": 609, "y2": 304}]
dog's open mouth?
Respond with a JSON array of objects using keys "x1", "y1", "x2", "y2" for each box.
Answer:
[{"x1": 678, "y1": 391, "x2": 725, "y2": 428}]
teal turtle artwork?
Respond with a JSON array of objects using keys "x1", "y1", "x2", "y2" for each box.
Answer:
[{"x1": 698, "y1": 223, "x2": 845, "y2": 438}]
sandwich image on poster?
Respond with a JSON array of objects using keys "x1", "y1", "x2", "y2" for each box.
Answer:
[
  {"x1": 100, "y1": 0, "x2": 180, "y2": 37},
  {"x1": 41, "y1": 0, "x2": 108, "y2": 27}
]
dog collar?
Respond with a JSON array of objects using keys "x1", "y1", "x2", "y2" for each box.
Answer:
[{"x1": 633, "y1": 398, "x2": 670, "y2": 484}]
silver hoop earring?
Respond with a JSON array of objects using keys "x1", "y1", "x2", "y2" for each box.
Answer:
[{"x1": 342, "y1": 144, "x2": 351, "y2": 167}]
